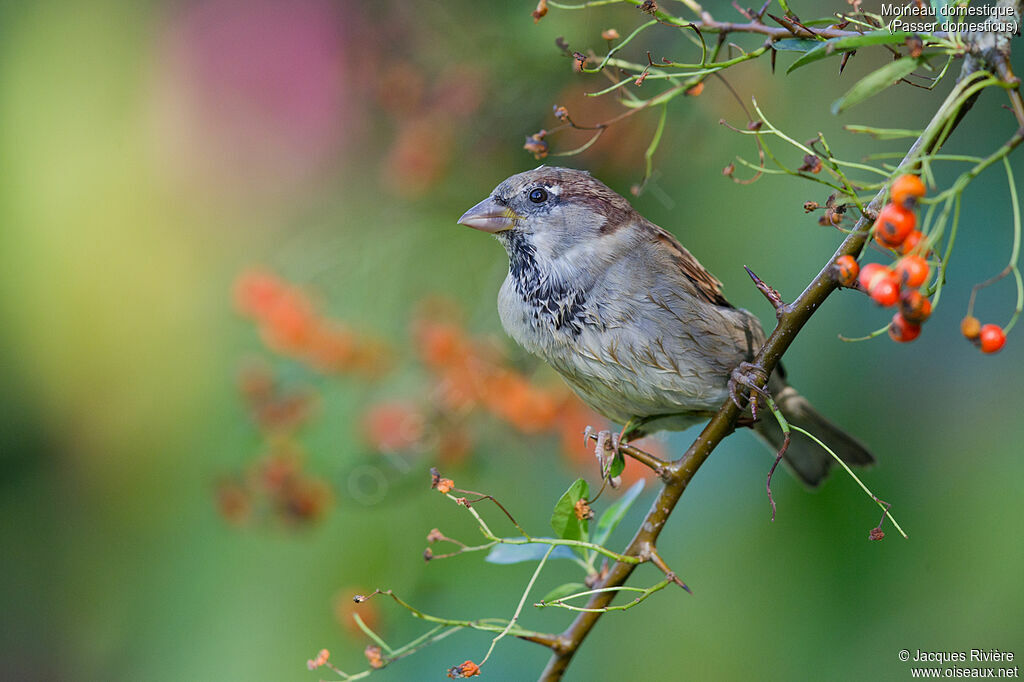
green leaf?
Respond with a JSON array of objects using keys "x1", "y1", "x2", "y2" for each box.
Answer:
[
  {"x1": 539, "y1": 582, "x2": 587, "y2": 604},
  {"x1": 550, "y1": 478, "x2": 590, "y2": 543},
  {"x1": 592, "y1": 479, "x2": 645, "y2": 548},
  {"x1": 786, "y1": 31, "x2": 921, "y2": 74},
  {"x1": 831, "y1": 56, "x2": 928, "y2": 115},
  {"x1": 485, "y1": 541, "x2": 576, "y2": 564},
  {"x1": 772, "y1": 38, "x2": 821, "y2": 53}
]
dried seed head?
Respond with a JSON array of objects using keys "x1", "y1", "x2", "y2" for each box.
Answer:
[
  {"x1": 532, "y1": 0, "x2": 548, "y2": 23},
  {"x1": 574, "y1": 498, "x2": 595, "y2": 521}
]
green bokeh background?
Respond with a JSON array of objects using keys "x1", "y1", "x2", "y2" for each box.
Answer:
[{"x1": 1, "y1": 1, "x2": 1021, "y2": 680}]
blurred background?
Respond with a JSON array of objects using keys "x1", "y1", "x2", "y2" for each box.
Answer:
[{"x1": 1, "y1": 1, "x2": 1022, "y2": 680}]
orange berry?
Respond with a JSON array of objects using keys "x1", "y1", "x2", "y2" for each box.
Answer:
[
  {"x1": 891, "y1": 174, "x2": 926, "y2": 209},
  {"x1": 901, "y1": 230, "x2": 925, "y2": 255},
  {"x1": 899, "y1": 290, "x2": 932, "y2": 323},
  {"x1": 874, "y1": 203, "x2": 916, "y2": 248},
  {"x1": 894, "y1": 255, "x2": 929, "y2": 288},
  {"x1": 869, "y1": 277, "x2": 900, "y2": 307},
  {"x1": 889, "y1": 312, "x2": 921, "y2": 343},
  {"x1": 857, "y1": 262, "x2": 889, "y2": 291},
  {"x1": 961, "y1": 315, "x2": 981, "y2": 340},
  {"x1": 833, "y1": 255, "x2": 859, "y2": 286},
  {"x1": 979, "y1": 324, "x2": 1006, "y2": 353},
  {"x1": 233, "y1": 269, "x2": 284, "y2": 318}
]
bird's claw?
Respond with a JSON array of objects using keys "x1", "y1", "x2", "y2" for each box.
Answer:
[
  {"x1": 728, "y1": 361, "x2": 771, "y2": 419},
  {"x1": 586, "y1": 427, "x2": 623, "y2": 488}
]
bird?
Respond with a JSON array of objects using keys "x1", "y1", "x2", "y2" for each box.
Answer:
[{"x1": 457, "y1": 166, "x2": 873, "y2": 487}]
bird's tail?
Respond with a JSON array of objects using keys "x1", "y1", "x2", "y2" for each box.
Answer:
[{"x1": 753, "y1": 383, "x2": 874, "y2": 488}]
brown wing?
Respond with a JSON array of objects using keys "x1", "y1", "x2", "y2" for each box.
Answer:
[{"x1": 644, "y1": 220, "x2": 733, "y2": 308}]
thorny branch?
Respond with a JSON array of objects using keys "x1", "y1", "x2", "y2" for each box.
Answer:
[{"x1": 535, "y1": 2, "x2": 1023, "y2": 680}]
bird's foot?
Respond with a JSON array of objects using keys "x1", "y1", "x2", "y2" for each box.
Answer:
[
  {"x1": 728, "y1": 361, "x2": 771, "y2": 420},
  {"x1": 583, "y1": 426, "x2": 623, "y2": 488}
]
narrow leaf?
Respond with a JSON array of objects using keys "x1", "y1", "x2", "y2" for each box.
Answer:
[
  {"x1": 550, "y1": 478, "x2": 590, "y2": 542},
  {"x1": 772, "y1": 38, "x2": 820, "y2": 53},
  {"x1": 592, "y1": 479, "x2": 645, "y2": 548},
  {"x1": 485, "y1": 541, "x2": 577, "y2": 564},
  {"x1": 539, "y1": 582, "x2": 587, "y2": 604},
  {"x1": 831, "y1": 56, "x2": 926, "y2": 115},
  {"x1": 786, "y1": 31, "x2": 920, "y2": 74}
]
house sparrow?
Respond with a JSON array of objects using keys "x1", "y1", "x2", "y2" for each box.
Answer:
[{"x1": 458, "y1": 166, "x2": 873, "y2": 486}]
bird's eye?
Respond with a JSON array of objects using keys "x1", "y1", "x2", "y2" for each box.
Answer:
[{"x1": 529, "y1": 187, "x2": 548, "y2": 204}]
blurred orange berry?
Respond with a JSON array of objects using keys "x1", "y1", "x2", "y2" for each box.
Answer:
[
  {"x1": 833, "y1": 255, "x2": 859, "y2": 287},
  {"x1": 304, "y1": 322, "x2": 356, "y2": 372},
  {"x1": 416, "y1": 320, "x2": 469, "y2": 368},
  {"x1": 894, "y1": 255, "x2": 929, "y2": 288},
  {"x1": 874, "y1": 203, "x2": 916, "y2": 248},
  {"x1": 685, "y1": 82, "x2": 704, "y2": 96},
  {"x1": 901, "y1": 230, "x2": 926, "y2": 255},
  {"x1": 979, "y1": 324, "x2": 1006, "y2": 353},
  {"x1": 891, "y1": 174, "x2": 926, "y2": 208},
  {"x1": 362, "y1": 402, "x2": 425, "y2": 453},
  {"x1": 888, "y1": 313, "x2": 921, "y2": 343},
  {"x1": 233, "y1": 268, "x2": 284, "y2": 317},
  {"x1": 961, "y1": 315, "x2": 981, "y2": 340},
  {"x1": 870, "y1": 277, "x2": 900, "y2": 307},
  {"x1": 601, "y1": 28, "x2": 620, "y2": 40},
  {"x1": 260, "y1": 289, "x2": 316, "y2": 353},
  {"x1": 899, "y1": 290, "x2": 932, "y2": 323},
  {"x1": 857, "y1": 263, "x2": 889, "y2": 291}
]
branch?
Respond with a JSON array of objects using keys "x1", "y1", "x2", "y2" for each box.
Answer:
[{"x1": 536, "y1": 6, "x2": 1022, "y2": 678}]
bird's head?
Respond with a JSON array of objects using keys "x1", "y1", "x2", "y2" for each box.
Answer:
[{"x1": 457, "y1": 166, "x2": 636, "y2": 262}]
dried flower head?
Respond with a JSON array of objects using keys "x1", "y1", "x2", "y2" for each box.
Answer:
[
  {"x1": 306, "y1": 648, "x2": 330, "y2": 671},
  {"x1": 448, "y1": 660, "x2": 482, "y2": 678},
  {"x1": 799, "y1": 154, "x2": 823, "y2": 174},
  {"x1": 532, "y1": 0, "x2": 548, "y2": 22},
  {"x1": 574, "y1": 498, "x2": 595, "y2": 521},
  {"x1": 524, "y1": 132, "x2": 549, "y2": 160},
  {"x1": 365, "y1": 645, "x2": 385, "y2": 669}
]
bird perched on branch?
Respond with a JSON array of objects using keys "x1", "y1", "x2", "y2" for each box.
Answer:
[{"x1": 458, "y1": 166, "x2": 873, "y2": 486}]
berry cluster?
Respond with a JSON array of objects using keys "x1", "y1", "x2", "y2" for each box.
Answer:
[
  {"x1": 960, "y1": 315, "x2": 1006, "y2": 354},
  {"x1": 831, "y1": 175, "x2": 1008, "y2": 354},
  {"x1": 833, "y1": 175, "x2": 931, "y2": 343}
]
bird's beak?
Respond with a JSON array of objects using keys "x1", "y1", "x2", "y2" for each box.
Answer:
[{"x1": 457, "y1": 198, "x2": 518, "y2": 233}]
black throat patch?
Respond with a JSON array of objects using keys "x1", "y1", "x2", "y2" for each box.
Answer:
[{"x1": 497, "y1": 231, "x2": 589, "y2": 336}]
